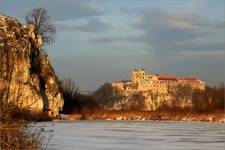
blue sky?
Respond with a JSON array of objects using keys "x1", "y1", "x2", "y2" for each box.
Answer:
[{"x1": 0, "y1": 0, "x2": 224, "y2": 91}]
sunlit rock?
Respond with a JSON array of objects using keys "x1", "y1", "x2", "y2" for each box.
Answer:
[{"x1": 0, "y1": 15, "x2": 64, "y2": 117}]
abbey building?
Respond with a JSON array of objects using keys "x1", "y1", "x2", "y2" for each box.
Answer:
[{"x1": 111, "y1": 68, "x2": 205, "y2": 110}]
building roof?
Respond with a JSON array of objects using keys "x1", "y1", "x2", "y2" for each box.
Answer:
[
  {"x1": 157, "y1": 75, "x2": 200, "y2": 82},
  {"x1": 178, "y1": 77, "x2": 198, "y2": 81},
  {"x1": 158, "y1": 76, "x2": 178, "y2": 81}
]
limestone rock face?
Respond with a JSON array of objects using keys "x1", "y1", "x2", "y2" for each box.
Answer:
[{"x1": 0, "y1": 15, "x2": 64, "y2": 117}]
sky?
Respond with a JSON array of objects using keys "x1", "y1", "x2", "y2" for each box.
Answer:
[{"x1": 0, "y1": 0, "x2": 224, "y2": 91}]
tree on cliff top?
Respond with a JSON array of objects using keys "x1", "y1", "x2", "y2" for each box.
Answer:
[{"x1": 26, "y1": 8, "x2": 56, "y2": 46}]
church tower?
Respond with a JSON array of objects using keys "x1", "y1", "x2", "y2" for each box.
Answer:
[{"x1": 131, "y1": 68, "x2": 146, "y2": 86}]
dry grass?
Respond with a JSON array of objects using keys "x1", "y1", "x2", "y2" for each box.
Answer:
[
  {"x1": 67, "y1": 109, "x2": 225, "y2": 122},
  {"x1": 0, "y1": 122, "x2": 42, "y2": 150},
  {"x1": 0, "y1": 92, "x2": 51, "y2": 149}
]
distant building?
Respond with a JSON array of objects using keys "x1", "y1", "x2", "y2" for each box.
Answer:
[{"x1": 111, "y1": 68, "x2": 205, "y2": 110}]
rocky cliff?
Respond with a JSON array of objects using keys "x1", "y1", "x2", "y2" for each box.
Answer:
[{"x1": 0, "y1": 15, "x2": 64, "y2": 117}]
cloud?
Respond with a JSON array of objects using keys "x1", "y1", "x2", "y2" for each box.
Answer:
[
  {"x1": 89, "y1": 36, "x2": 140, "y2": 43},
  {"x1": 211, "y1": 21, "x2": 225, "y2": 29},
  {"x1": 90, "y1": 37, "x2": 120, "y2": 43},
  {"x1": 153, "y1": 42, "x2": 225, "y2": 56},
  {"x1": 91, "y1": 8, "x2": 209, "y2": 45},
  {"x1": 47, "y1": 0, "x2": 105, "y2": 21},
  {"x1": 90, "y1": 7, "x2": 224, "y2": 55},
  {"x1": 133, "y1": 8, "x2": 224, "y2": 54},
  {"x1": 57, "y1": 18, "x2": 110, "y2": 32},
  {"x1": 132, "y1": 8, "x2": 208, "y2": 45},
  {"x1": 90, "y1": 8, "x2": 207, "y2": 45},
  {"x1": 0, "y1": 0, "x2": 106, "y2": 21},
  {"x1": 167, "y1": 20, "x2": 198, "y2": 30}
]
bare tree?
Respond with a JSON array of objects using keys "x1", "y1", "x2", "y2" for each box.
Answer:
[
  {"x1": 93, "y1": 82, "x2": 114, "y2": 105},
  {"x1": 128, "y1": 92, "x2": 145, "y2": 110},
  {"x1": 26, "y1": 8, "x2": 56, "y2": 46}
]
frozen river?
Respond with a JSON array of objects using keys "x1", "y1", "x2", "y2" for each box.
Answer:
[{"x1": 37, "y1": 121, "x2": 225, "y2": 150}]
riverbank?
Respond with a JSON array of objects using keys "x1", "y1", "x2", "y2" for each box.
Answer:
[{"x1": 65, "y1": 110, "x2": 225, "y2": 122}]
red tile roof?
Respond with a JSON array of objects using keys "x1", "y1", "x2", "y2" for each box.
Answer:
[
  {"x1": 158, "y1": 76, "x2": 178, "y2": 81},
  {"x1": 157, "y1": 76, "x2": 199, "y2": 81},
  {"x1": 178, "y1": 77, "x2": 198, "y2": 81}
]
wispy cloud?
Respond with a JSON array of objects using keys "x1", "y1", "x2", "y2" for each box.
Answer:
[
  {"x1": 0, "y1": 0, "x2": 106, "y2": 21},
  {"x1": 90, "y1": 7, "x2": 224, "y2": 55},
  {"x1": 167, "y1": 20, "x2": 198, "y2": 30},
  {"x1": 132, "y1": 8, "x2": 207, "y2": 44},
  {"x1": 57, "y1": 18, "x2": 110, "y2": 32},
  {"x1": 48, "y1": 0, "x2": 105, "y2": 21}
]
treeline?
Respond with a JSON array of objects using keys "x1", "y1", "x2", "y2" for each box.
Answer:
[
  {"x1": 60, "y1": 79, "x2": 224, "y2": 114},
  {"x1": 157, "y1": 83, "x2": 224, "y2": 113},
  {"x1": 93, "y1": 83, "x2": 146, "y2": 110},
  {"x1": 60, "y1": 78, "x2": 101, "y2": 114},
  {"x1": 60, "y1": 80, "x2": 145, "y2": 114},
  {"x1": 192, "y1": 84, "x2": 224, "y2": 113}
]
